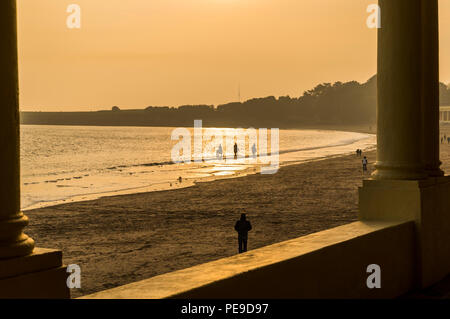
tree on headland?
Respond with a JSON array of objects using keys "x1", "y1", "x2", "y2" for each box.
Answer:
[{"x1": 112, "y1": 106, "x2": 120, "y2": 111}]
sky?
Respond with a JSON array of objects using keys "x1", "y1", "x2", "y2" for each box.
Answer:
[{"x1": 17, "y1": 0, "x2": 450, "y2": 111}]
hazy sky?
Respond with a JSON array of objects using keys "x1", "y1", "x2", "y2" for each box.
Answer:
[{"x1": 17, "y1": 0, "x2": 450, "y2": 111}]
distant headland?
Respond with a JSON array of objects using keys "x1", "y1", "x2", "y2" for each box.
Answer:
[{"x1": 21, "y1": 76, "x2": 450, "y2": 130}]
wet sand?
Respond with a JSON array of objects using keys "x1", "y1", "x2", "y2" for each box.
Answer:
[{"x1": 25, "y1": 126, "x2": 450, "y2": 298}]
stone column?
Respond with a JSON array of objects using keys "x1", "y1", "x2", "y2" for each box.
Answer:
[
  {"x1": 0, "y1": 0, "x2": 35, "y2": 258},
  {"x1": 373, "y1": 0, "x2": 427, "y2": 180},
  {"x1": 420, "y1": 0, "x2": 443, "y2": 176},
  {"x1": 360, "y1": 0, "x2": 450, "y2": 290}
]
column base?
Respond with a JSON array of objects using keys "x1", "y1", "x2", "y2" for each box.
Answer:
[
  {"x1": 0, "y1": 213, "x2": 35, "y2": 258},
  {"x1": 372, "y1": 162, "x2": 428, "y2": 180},
  {"x1": 358, "y1": 176, "x2": 450, "y2": 288},
  {"x1": 0, "y1": 248, "x2": 70, "y2": 298}
]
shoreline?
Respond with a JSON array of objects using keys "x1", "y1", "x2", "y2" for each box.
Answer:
[{"x1": 21, "y1": 125, "x2": 376, "y2": 211}]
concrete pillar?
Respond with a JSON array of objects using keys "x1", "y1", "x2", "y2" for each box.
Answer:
[
  {"x1": 420, "y1": 0, "x2": 443, "y2": 176},
  {"x1": 0, "y1": 0, "x2": 35, "y2": 258},
  {"x1": 374, "y1": 0, "x2": 427, "y2": 180}
]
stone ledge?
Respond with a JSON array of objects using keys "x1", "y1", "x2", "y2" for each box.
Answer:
[
  {"x1": 0, "y1": 247, "x2": 63, "y2": 279},
  {"x1": 81, "y1": 220, "x2": 415, "y2": 299}
]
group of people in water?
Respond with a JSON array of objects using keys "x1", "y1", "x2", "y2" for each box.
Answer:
[
  {"x1": 216, "y1": 142, "x2": 240, "y2": 159},
  {"x1": 215, "y1": 142, "x2": 257, "y2": 160}
]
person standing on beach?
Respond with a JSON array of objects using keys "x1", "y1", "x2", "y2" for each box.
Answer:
[
  {"x1": 216, "y1": 144, "x2": 223, "y2": 160},
  {"x1": 234, "y1": 213, "x2": 252, "y2": 253},
  {"x1": 362, "y1": 156, "x2": 368, "y2": 173},
  {"x1": 234, "y1": 142, "x2": 239, "y2": 159}
]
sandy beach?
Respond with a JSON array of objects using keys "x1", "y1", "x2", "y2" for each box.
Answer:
[{"x1": 25, "y1": 126, "x2": 450, "y2": 298}]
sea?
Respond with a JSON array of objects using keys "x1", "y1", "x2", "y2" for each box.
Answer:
[{"x1": 20, "y1": 125, "x2": 376, "y2": 210}]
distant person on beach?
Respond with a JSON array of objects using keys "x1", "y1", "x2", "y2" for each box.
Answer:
[
  {"x1": 252, "y1": 143, "x2": 257, "y2": 158},
  {"x1": 234, "y1": 213, "x2": 252, "y2": 253},
  {"x1": 234, "y1": 142, "x2": 239, "y2": 159},
  {"x1": 178, "y1": 176, "x2": 182, "y2": 183},
  {"x1": 216, "y1": 144, "x2": 223, "y2": 160},
  {"x1": 362, "y1": 156, "x2": 368, "y2": 173}
]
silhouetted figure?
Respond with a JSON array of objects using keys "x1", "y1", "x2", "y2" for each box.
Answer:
[
  {"x1": 178, "y1": 176, "x2": 182, "y2": 183},
  {"x1": 362, "y1": 156, "x2": 368, "y2": 173},
  {"x1": 234, "y1": 213, "x2": 252, "y2": 253},
  {"x1": 356, "y1": 149, "x2": 359, "y2": 156},
  {"x1": 252, "y1": 143, "x2": 257, "y2": 158},
  {"x1": 216, "y1": 144, "x2": 223, "y2": 160},
  {"x1": 234, "y1": 142, "x2": 239, "y2": 159}
]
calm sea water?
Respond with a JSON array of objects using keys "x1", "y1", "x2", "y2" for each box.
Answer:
[{"x1": 20, "y1": 125, "x2": 376, "y2": 210}]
